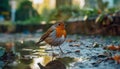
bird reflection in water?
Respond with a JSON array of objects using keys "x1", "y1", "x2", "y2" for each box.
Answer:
[
  {"x1": 30, "y1": 55, "x2": 66, "y2": 69},
  {"x1": 38, "y1": 60, "x2": 66, "y2": 69}
]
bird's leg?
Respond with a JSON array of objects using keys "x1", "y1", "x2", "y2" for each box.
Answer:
[
  {"x1": 59, "y1": 46, "x2": 64, "y2": 54},
  {"x1": 51, "y1": 46, "x2": 56, "y2": 60},
  {"x1": 51, "y1": 46, "x2": 54, "y2": 52},
  {"x1": 51, "y1": 46, "x2": 55, "y2": 55}
]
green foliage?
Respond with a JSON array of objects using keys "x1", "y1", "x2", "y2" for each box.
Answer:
[
  {"x1": 97, "y1": 0, "x2": 109, "y2": 11},
  {"x1": 80, "y1": 8, "x2": 98, "y2": 17},
  {"x1": 42, "y1": 5, "x2": 72, "y2": 21},
  {"x1": 40, "y1": 8, "x2": 53, "y2": 22},
  {"x1": 0, "y1": 0, "x2": 10, "y2": 19},
  {"x1": 0, "y1": 21, "x2": 15, "y2": 32},
  {"x1": 105, "y1": 7, "x2": 118, "y2": 14},
  {"x1": 0, "y1": 0, "x2": 10, "y2": 12},
  {"x1": 40, "y1": 5, "x2": 99, "y2": 22},
  {"x1": 41, "y1": 5, "x2": 81, "y2": 22},
  {"x1": 16, "y1": 16, "x2": 43, "y2": 25},
  {"x1": 95, "y1": 7, "x2": 118, "y2": 24},
  {"x1": 95, "y1": 13, "x2": 105, "y2": 23},
  {"x1": 15, "y1": 0, "x2": 39, "y2": 21},
  {"x1": 15, "y1": 2, "x2": 119, "y2": 24}
]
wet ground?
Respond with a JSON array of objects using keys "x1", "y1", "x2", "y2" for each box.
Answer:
[{"x1": 0, "y1": 33, "x2": 120, "y2": 69}]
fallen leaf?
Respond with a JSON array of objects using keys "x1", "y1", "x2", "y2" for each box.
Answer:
[
  {"x1": 73, "y1": 44, "x2": 80, "y2": 47},
  {"x1": 69, "y1": 44, "x2": 80, "y2": 47},
  {"x1": 112, "y1": 55, "x2": 120, "y2": 64},
  {"x1": 93, "y1": 42, "x2": 99, "y2": 48},
  {"x1": 91, "y1": 59, "x2": 103, "y2": 67},
  {"x1": 105, "y1": 45, "x2": 120, "y2": 51},
  {"x1": 66, "y1": 39, "x2": 75, "y2": 42},
  {"x1": 75, "y1": 50, "x2": 80, "y2": 53}
]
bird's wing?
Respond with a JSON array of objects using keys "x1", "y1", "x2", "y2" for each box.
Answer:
[
  {"x1": 36, "y1": 28, "x2": 53, "y2": 45},
  {"x1": 40, "y1": 28, "x2": 53, "y2": 41}
]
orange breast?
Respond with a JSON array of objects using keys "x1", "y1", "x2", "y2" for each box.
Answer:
[{"x1": 56, "y1": 28, "x2": 66, "y2": 38}]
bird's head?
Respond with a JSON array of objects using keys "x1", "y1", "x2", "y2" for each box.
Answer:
[{"x1": 52, "y1": 21, "x2": 65, "y2": 30}]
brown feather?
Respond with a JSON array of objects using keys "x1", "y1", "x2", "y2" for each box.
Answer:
[{"x1": 36, "y1": 28, "x2": 53, "y2": 45}]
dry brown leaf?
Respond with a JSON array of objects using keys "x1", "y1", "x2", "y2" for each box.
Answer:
[
  {"x1": 106, "y1": 45, "x2": 119, "y2": 51},
  {"x1": 75, "y1": 50, "x2": 80, "y2": 53},
  {"x1": 112, "y1": 55, "x2": 120, "y2": 64},
  {"x1": 66, "y1": 39, "x2": 75, "y2": 42}
]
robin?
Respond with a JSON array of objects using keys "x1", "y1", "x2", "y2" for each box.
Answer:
[{"x1": 36, "y1": 21, "x2": 67, "y2": 53}]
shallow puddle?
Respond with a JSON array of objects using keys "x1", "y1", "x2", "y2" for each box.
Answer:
[{"x1": 0, "y1": 34, "x2": 120, "y2": 69}]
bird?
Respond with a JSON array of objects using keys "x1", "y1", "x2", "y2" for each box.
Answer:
[{"x1": 36, "y1": 21, "x2": 67, "y2": 53}]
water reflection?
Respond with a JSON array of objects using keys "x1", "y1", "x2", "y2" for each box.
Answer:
[
  {"x1": 31, "y1": 56, "x2": 52, "y2": 69},
  {"x1": 31, "y1": 56, "x2": 75, "y2": 69},
  {"x1": 37, "y1": 60, "x2": 66, "y2": 69},
  {"x1": 0, "y1": 41, "x2": 75, "y2": 69}
]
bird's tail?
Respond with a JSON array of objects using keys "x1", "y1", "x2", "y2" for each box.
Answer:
[
  {"x1": 37, "y1": 63, "x2": 45, "y2": 69},
  {"x1": 35, "y1": 40, "x2": 42, "y2": 46}
]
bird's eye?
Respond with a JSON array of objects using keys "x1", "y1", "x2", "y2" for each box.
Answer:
[{"x1": 58, "y1": 24, "x2": 61, "y2": 26}]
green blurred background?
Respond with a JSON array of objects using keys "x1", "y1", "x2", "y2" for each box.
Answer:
[{"x1": 0, "y1": 0, "x2": 120, "y2": 35}]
